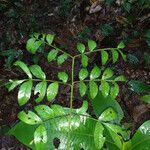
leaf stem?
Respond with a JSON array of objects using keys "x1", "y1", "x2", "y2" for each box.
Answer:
[{"x1": 74, "y1": 48, "x2": 117, "y2": 58}]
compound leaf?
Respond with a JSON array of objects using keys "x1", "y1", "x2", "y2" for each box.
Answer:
[
  {"x1": 102, "y1": 68, "x2": 114, "y2": 79},
  {"x1": 57, "y1": 53, "x2": 68, "y2": 65},
  {"x1": 90, "y1": 65, "x2": 101, "y2": 80},
  {"x1": 100, "y1": 80, "x2": 110, "y2": 97},
  {"x1": 110, "y1": 83, "x2": 119, "y2": 99},
  {"x1": 111, "y1": 49, "x2": 119, "y2": 63}
]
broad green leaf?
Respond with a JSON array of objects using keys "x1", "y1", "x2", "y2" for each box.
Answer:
[
  {"x1": 88, "y1": 40, "x2": 97, "y2": 51},
  {"x1": 110, "y1": 83, "x2": 119, "y2": 99},
  {"x1": 18, "y1": 80, "x2": 33, "y2": 106},
  {"x1": 18, "y1": 111, "x2": 42, "y2": 125},
  {"x1": 118, "y1": 49, "x2": 126, "y2": 61},
  {"x1": 46, "y1": 34, "x2": 54, "y2": 45},
  {"x1": 90, "y1": 65, "x2": 101, "y2": 80},
  {"x1": 131, "y1": 120, "x2": 150, "y2": 150},
  {"x1": 79, "y1": 68, "x2": 88, "y2": 80},
  {"x1": 100, "y1": 80, "x2": 110, "y2": 97},
  {"x1": 103, "y1": 123, "x2": 123, "y2": 149},
  {"x1": 77, "y1": 43, "x2": 85, "y2": 53},
  {"x1": 8, "y1": 80, "x2": 25, "y2": 91},
  {"x1": 92, "y1": 92, "x2": 124, "y2": 123},
  {"x1": 47, "y1": 82, "x2": 59, "y2": 101},
  {"x1": 103, "y1": 123, "x2": 129, "y2": 141},
  {"x1": 58, "y1": 72, "x2": 68, "y2": 83},
  {"x1": 9, "y1": 105, "x2": 102, "y2": 150},
  {"x1": 99, "y1": 107, "x2": 117, "y2": 122},
  {"x1": 79, "y1": 81, "x2": 87, "y2": 97},
  {"x1": 89, "y1": 81, "x2": 98, "y2": 99},
  {"x1": 111, "y1": 49, "x2": 119, "y2": 63},
  {"x1": 34, "y1": 81, "x2": 47, "y2": 103},
  {"x1": 128, "y1": 80, "x2": 150, "y2": 93},
  {"x1": 26, "y1": 38, "x2": 43, "y2": 54},
  {"x1": 47, "y1": 49, "x2": 58, "y2": 62},
  {"x1": 101, "y1": 50, "x2": 109, "y2": 65},
  {"x1": 14, "y1": 61, "x2": 32, "y2": 78},
  {"x1": 34, "y1": 125, "x2": 47, "y2": 150},
  {"x1": 102, "y1": 68, "x2": 114, "y2": 79},
  {"x1": 57, "y1": 53, "x2": 68, "y2": 65},
  {"x1": 114, "y1": 75, "x2": 126, "y2": 81},
  {"x1": 117, "y1": 41, "x2": 125, "y2": 49},
  {"x1": 94, "y1": 122, "x2": 105, "y2": 149},
  {"x1": 81, "y1": 54, "x2": 88, "y2": 67},
  {"x1": 140, "y1": 94, "x2": 150, "y2": 104},
  {"x1": 34, "y1": 105, "x2": 54, "y2": 119},
  {"x1": 30, "y1": 65, "x2": 46, "y2": 79}
]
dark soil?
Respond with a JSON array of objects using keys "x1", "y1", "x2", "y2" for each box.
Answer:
[{"x1": 0, "y1": 0, "x2": 150, "y2": 149}]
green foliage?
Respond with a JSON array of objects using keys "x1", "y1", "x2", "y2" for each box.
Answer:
[
  {"x1": 100, "y1": 24, "x2": 114, "y2": 37},
  {"x1": 0, "y1": 49, "x2": 23, "y2": 68},
  {"x1": 6, "y1": 34, "x2": 149, "y2": 150}
]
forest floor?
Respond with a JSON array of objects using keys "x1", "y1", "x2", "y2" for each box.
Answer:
[{"x1": 0, "y1": 0, "x2": 150, "y2": 149}]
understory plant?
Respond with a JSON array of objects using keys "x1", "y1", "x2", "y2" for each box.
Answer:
[{"x1": 6, "y1": 33, "x2": 150, "y2": 150}]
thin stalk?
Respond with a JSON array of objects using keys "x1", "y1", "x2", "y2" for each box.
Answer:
[
  {"x1": 45, "y1": 42, "x2": 73, "y2": 58},
  {"x1": 74, "y1": 47, "x2": 117, "y2": 58}
]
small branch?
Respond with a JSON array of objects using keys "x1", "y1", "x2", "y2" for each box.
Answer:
[{"x1": 74, "y1": 48, "x2": 117, "y2": 58}]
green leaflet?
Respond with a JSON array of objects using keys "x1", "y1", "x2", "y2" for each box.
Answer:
[
  {"x1": 8, "y1": 80, "x2": 25, "y2": 91},
  {"x1": 30, "y1": 65, "x2": 46, "y2": 80},
  {"x1": 46, "y1": 34, "x2": 54, "y2": 45},
  {"x1": 18, "y1": 80, "x2": 33, "y2": 106},
  {"x1": 102, "y1": 68, "x2": 114, "y2": 79},
  {"x1": 34, "y1": 125, "x2": 47, "y2": 150},
  {"x1": 79, "y1": 81, "x2": 87, "y2": 97},
  {"x1": 18, "y1": 111, "x2": 42, "y2": 125},
  {"x1": 101, "y1": 50, "x2": 109, "y2": 65},
  {"x1": 90, "y1": 65, "x2": 101, "y2": 80},
  {"x1": 77, "y1": 43, "x2": 85, "y2": 53},
  {"x1": 115, "y1": 75, "x2": 126, "y2": 81},
  {"x1": 111, "y1": 49, "x2": 119, "y2": 63},
  {"x1": 26, "y1": 38, "x2": 43, "y2": 54},
  {"x1": 140, "y1": 94, "x2": 150, "y2": 104},
  {"x1": 130, "y1": 120, "x2": 150, "y2": 150},
  {"x1": 34, "y1": 81, "x2": 47, "y2": 103},
  {"x1": 58, "y1": 72, "x2": 68, "y2": 83},
  {"x1": 99, "y1": 107, "x2": 117, "y2": 122},
  {"x1": 47, "y1": 82, "x2": 59, "y2": 101},
  {"x1": 47, "y1": 49, "x2": 58, "y2": 62},
  {"x1": 79, "y1": 68, "x2": 88, "y2": 80},
  {"x1": 88, "y1": 40, "x2": 97, "y2": 51},
  {"x1": 128, "y1": 80, "x2": 150, "y2": 93},
  {"x1": 110, "y1": 82, "x2": 119, "y2": 99},
  {"x1": 94, "y1": 122, "x2": 105, "y2": 149},
  {"x1": 57, "y1": 53, "x2": 68, "y2": 65},
  {"x1": 34, "y1": 105, "x2": 54, "y2": 119},
  {"x1": 89, "y1": 81, "x2": 98, "y2": 99},
  {"x1": 100, "y1": 80, "x2": 110, "y2": 97},
  {"x1": 81, "y1": 54, "x2": 88, "y2": 67},
  {"x1": 117, "y1": 41, "x2": 125, "y2": 49},
  {"x1": 14, "y1": 61, "x2": 32, "y2": 78}
]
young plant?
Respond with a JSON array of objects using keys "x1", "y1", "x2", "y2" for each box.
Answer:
[{"x1": 7, "y1": 34, "x2": 150, "y2": 149}]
